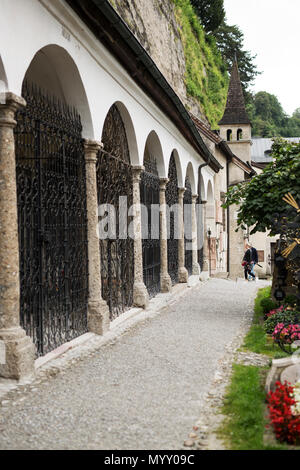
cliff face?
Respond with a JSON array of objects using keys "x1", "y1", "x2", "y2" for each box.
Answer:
[{"x1": 109, "y1": 0, "x2": 228, "y2": 127}]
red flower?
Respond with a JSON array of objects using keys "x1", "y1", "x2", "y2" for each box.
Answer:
[{"x1": 267, "y1": 381, "x2": 300, "y2": 445}]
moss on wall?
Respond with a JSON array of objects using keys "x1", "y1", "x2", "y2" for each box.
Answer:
[
  {"x1": 108, "y1": 0, "x2": 228, "y2": 128},
  {"x1": 172, "y1": 0, "x2": 228, "y2": 127}
]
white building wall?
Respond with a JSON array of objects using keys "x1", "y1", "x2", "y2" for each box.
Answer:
[{"x1": 0, "y1": 0, "x2": 206, "y2": 188}]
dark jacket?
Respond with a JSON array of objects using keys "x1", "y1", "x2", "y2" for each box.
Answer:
[{"x1": 243, "y1": 247, "x2": 258, "y2": 264}]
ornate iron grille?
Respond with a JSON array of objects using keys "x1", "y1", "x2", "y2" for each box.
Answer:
[
  {"x1": 140, "y1": 154, "x2": 160, "y2": 297},
  {"x1": 197, "y1": 170, "x2": 204, "y2": 271},
  {"x1": 184, "y1": 176, "x2": 193, "y2": 275},
  {"x1": 97, "y1": 104, "x2": 134, "y2": 320},
  {"x1": 166, "y1": 153, "x2": 179, "y2": 284},
  {"x1": 14, "y1": 81, "x2": 88, "y2": 357}
]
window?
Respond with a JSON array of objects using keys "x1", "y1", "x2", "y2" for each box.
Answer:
[
  {"x1": 257, "y1": 250, "x2": 265, "y2": 262},
  {"x1": 227, "y1": 129, "x2": 232, "y2": 141},
  {"x1": 237, "y1": 129, "x2": 243, "y2": 141}
]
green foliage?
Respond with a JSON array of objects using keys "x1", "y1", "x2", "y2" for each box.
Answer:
[
  {"x1": 213, "y1": 22, "x2": 260, "y2": 100},
  {"x1": 260, "y1": 298, "x2": 278, "y2": 314},
  {"x1": 218, "y1": 365, "x2": 270, "y2": 449},
  {"x1": 218, "y1": 364, "x2": 290, "y2": 449},
  {"x1": 254, "y1": 286, "x2": 271, "y2": 318},
  {"x1": 172, "y1": 0, "x2": 228, "y2": 127},
  {"x1": 190, "y1": 0, "x2": 225, "y2": 34},
  {"x1": 246, "y1": 91, "x2": 300, "y2": 137},
  {"x1": 284, "y1": 294, "x2": 298, "y2": 307},
  {"x1": 242, "y1": 287, "x2": 288, "y2": 359},
  {"x1": 264, "y1": 310, "x2": 300, "y2": 335},
  {"x1": 223, "y1": 139, "x2": 300, "y2": 235}
]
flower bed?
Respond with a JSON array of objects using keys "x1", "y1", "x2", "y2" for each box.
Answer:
[
  {"x1": 263, "y1": 303, "x2": 300, "y2": 354},
  {"x1": 272, "y1": 323, "x2": 300, "y2": 354},
  {"x1": 267, "y1": 381, "x2": 300, "y2": 445}
]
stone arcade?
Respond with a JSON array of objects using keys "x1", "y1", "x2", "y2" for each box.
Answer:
[{"x1": 0, "y1": 0, "x2": 257, "y2": 379}]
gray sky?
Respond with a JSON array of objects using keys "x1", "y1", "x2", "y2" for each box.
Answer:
[{"x1": 224, "y1": 0, "x2": 300, "y2": 116}]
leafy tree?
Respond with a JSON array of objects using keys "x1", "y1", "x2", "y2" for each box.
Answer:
[
  {"x1": 190, "y1": 0, "x2": 225, "y2": 34},
  {"x1": 213, "y1": 22, "x2": 260, "y2": 99},
  {"x1": 223, "y1": 139, "x2": 300, "y2": 235},
  {"x1": 246, "y1": 92, "x2": 300, "y2": 137}
]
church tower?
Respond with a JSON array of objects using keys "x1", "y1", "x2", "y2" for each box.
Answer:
[{"x1": 218, "y1": 59, "x2": 252, "y2": 164}]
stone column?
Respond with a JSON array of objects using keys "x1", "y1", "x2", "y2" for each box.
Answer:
[
  {"x1": 159, "y1": 178, "x2": 172, "y2": 293},
  {"x1": 201, "y1": 201, "x2": 210, "y2": 274},
  {"x1": 132, "y1": 166, "x2": 149, "y2": 308},
  {"x1": 192, "y1": 195, "x2": 200, "y2": 275},
  {"x1": 84, "y1": 140, "x2": 110, "y2": 335},
  {"x1": 178, "y1": 187, "x2": 188, "y2": 283},
  {"x1": 0, "y1": 93, "x2": 35, "y2": 380}
]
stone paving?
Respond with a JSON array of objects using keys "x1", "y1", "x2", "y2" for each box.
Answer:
[{"x1": 0, "y1": 278, "x2": 270, "y2": 450}]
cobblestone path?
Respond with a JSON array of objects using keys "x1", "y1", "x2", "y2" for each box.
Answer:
[{"x1": 0, "y1": 279, "x2": 269, "y2": 450}]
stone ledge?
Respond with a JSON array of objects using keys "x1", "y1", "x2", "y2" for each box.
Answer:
[{"x1": 266, "y1": 356, "x2": 300, "y2": 392}]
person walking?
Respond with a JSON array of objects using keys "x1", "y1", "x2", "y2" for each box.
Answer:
[{"x1": 243, "y1": 241, "x2": 258, "y2": 281}]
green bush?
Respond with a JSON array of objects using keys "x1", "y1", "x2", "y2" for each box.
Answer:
[
  {"x1": 264, "y1": 310, "x2": 300, "y2": 335},
  {"x1": 260, "y1": 298, "x2": 278, "y2": 314},
  {"x1": 283, "y1": 295, "x2": 298, "y2": 307}
]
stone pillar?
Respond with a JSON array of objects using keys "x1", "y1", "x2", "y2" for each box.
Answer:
[
  {"x1": 0, "y1": 93, "x2": 35, "y2": 380},
  {"x1": 132, "y1": 166, "x2": 149, "y2": 308},
  {"x1": 192, "y1": 195, "x2": 200, "y2": 275},
  {"x1": 159, "y1": 178, "x2": 172, "y2": 293},
  {"x1": 201, "y1": 201, "x2": 210, "y2": 274},
  {"x1": 84, "y1": 140, "x2": 110, "y2": 335},
  {"x1": 178, "y1": 187, "x2": 188, "y2": 283}
]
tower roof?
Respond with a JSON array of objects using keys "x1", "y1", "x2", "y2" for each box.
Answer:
[{"x1": 218, "y1": 60, "x2": 251, "y2": 126}]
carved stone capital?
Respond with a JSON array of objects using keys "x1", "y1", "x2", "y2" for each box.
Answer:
[
  {"x1": 84, "y1": 140, "x2": 103, "y2": 164},
  {"x1": 0, "y1": 93, "x2": 26, "y2": 128}
]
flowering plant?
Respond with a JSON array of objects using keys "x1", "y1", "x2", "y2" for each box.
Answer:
[
  {"x1": 266, "y1": 305, "x2": 284, "y2": 318},
  {"x1": 267, "y1": 381, "x2": 300, "y2": 445},
  {"x1": 291, "y1": 381, "x2": 300, "y2": 417},
  {"x1": 272, "y1": 323, "x2": 300, "y2": 353}
]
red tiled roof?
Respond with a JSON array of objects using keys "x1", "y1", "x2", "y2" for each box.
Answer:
[{"x1": 190, "y1": 113, "x2": 222, "y2": 144}]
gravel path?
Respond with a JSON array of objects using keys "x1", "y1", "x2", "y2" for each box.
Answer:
[{"x1": 0, "y1": 279, "x2": 268, "y2": 450}]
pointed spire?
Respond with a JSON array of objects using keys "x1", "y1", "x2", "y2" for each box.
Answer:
[{"x1": 218, "y1": 58, "x2": 251, "y2": 125}]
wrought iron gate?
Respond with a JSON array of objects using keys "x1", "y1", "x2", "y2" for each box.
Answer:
[
  {"x1": 97, "y1": 105, "x2": 134, "y2": 319},
  {"x1": 197, "y1": 170, "x2": 204, "y2": 271},
  {"x1": 14, "y1": 81, "x2": 89, "y2": 357},
  {"x1": 184, "y1": 176, "x2": 193, "y2": 275},
  {"x1": 140, "y1": 155, "x2": 160, "y2": 297},
  {"x1": 166, "y1": 154, "x2": 179, "y2": 284}
]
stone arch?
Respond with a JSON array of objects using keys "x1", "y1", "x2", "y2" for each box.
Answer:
[
  {"x1": 143, "y1": 130, "x2": 166, "y2": 178},
  {"x1": 22, "y1": 44, "x2": 94, "y2": 139},
  {"x1": 97, "y1": 103, "x2": 134, "y2": 318},
  {"x1": 101, "y1": 101, "x2": 139, "y2": 166},
  {"x1": 168, "y1": 149, "x2": 183, "y2": 188},
  {"x1": 198, "y1": 169, "x2": 206, "y2": 201},
  {"x1": 15, "y1": 46, "x2": 92, "y2": 355},
  {"x1": 185, "y1": 162, "x2": 196, "y2": 194},
  {"x1": 0, "y1": 55, "x2": 8, "y2": 95},
  {"x1": 206, "y1": 179, "x2": 215, "y2": 221}
]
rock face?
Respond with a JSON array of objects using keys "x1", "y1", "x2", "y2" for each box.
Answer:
[{"x1": 110, "y1": 0, "x2": 206, "y2": 120}]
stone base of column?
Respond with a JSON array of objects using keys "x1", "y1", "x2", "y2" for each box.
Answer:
[
  {"x1": 178, "y1": 267, "x2": 188, "y2": 283},
  {"x1": 160, "y1": 273, "x2": 172, "y2": 293},
  {"x1": 87, "y1": 299, "x2": 110, "y2": 335},
  {"x1": 133, "y1": 282, "x2": 149, "y2": 309},
  {"x1": 199, "y1": 271, "x2": 209, "y2": 281},
  {"x1": 0, "y1": 327, "x2": 35, "y2": 381},
  {"x1": 192, "y1": 262, "x2": 200, "y2": 276},
  {"x1": 202, "y1": 259, "x2": 210, "y2": 273}
]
